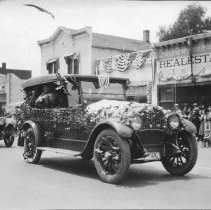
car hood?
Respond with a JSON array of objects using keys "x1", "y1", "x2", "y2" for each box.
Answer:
[{"x1": 86, "y1": 99, "x2": 165, "y2": 127}]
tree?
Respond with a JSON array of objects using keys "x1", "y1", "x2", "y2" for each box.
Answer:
[{"x1": 157, "y1": 3, "x2": 211, "y2": 42}]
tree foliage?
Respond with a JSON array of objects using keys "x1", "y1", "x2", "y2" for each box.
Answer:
[{"x1": 157, "y1": 3, "x2": 211, "y2": 42}]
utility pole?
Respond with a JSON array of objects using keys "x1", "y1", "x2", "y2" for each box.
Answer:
[{"x1": 186, "y1": 29, "x2": 196, "y2": 85}]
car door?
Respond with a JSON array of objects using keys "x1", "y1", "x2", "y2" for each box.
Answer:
[{"x1": 53, "y1": 81, "x2": 87, "y2": 151}]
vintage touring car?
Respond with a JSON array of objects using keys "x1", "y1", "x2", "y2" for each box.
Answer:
[
  {"x1": 0, "y1": 115, "x2": 16, "y2": 147},
  {"x1": 17, "y1": 74, "x2": 198, "y2": 184}
]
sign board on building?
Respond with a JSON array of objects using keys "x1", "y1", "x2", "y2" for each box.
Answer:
[{"x1": 158, "y1": 53, "x2": 211, "y2": 82}]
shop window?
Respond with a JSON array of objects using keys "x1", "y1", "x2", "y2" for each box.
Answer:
[
  {"x1": 46, "y1": 59, "x2": 59, "y2": 74},
  {"x1": 159, "y1": 86, "x2": 174, "y2": 109},
  {"x1": 159, "y1": 87, "x2": 174, "y2": 103}
]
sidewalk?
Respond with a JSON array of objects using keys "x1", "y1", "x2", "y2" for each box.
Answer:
[{"x1": 197, "y1": 140, "x2": 211, "y2": 149}]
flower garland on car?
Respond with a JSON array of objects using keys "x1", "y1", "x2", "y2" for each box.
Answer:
[
  {"x1": 55, "y1": 73, "x2": 70, "y2": 95},
  {"x1": 86, "y1": 100, "x2": 166, "y2": 130},
  {"x1": 18, "y1": 105, "x2": 95, "y2": 134},
  {"x1": 0, "y1": 117, "x2": 6, "y2": 125},
  {"x1": 16, "y1": 98, "x2": 168, "y2": 135},
  {"x1": 17, "y1": 72, "x2": 168, "y2": 134}
]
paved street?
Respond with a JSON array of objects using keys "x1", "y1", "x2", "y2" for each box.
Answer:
[{"x1": 0, "y1": 141, "x2": 210, "y2": 209}]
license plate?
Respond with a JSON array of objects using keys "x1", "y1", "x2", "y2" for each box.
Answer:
[{"x1": 145, "y1": 152, "x2": 160, "y2": 161}]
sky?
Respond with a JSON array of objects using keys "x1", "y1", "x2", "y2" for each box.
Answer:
[{"x1": 0, "y1": 0, "x2": 211, "y2": 77}]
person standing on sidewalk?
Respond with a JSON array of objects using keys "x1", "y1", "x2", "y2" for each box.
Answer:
[
  {"x1": 203, "y1": 107, "x2": 211, "y2": 148},
  {"x1": 199, "y1": 107, "x2": 205, "y2": 144},
  {"x1": 190, "y1": 106, "x2": 201, "y2": 141}
]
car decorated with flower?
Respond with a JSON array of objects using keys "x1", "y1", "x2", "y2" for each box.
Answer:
[
  {"x1": 16, "y1": 74, "x2": 198, "y2": 184},
  {"x1": 0, "y1": 115, "x2": 16, "y2": 147}
]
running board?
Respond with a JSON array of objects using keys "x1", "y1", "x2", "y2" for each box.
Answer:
[{"x1": 37, "y1": 147, "x2": 81, "y2": 157}]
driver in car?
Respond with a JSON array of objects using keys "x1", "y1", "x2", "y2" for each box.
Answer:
[{"x1": 35, "y1": 84, "x2": 60, "y2": 108}]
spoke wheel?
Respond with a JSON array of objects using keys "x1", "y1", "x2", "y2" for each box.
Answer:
[
  {"x1": 94, "y1": 129, "x2": 131, "y2": 184},
  {"x1": 4, "y1": 126, "x2": 15, "y2": 147},
  {"x1": 23, "y1": 126, "x2": 42, "y2": 164},
  {"x1": 162, "y1": 132, "x2": 198, "y2": 175}
]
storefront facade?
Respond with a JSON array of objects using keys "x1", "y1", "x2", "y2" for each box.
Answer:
[{"x1": 153, "y1": 33, "x2": 211, "y2": 109}]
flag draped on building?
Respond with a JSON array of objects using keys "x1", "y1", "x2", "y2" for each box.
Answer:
[{"x1": 98, "y1": 50, "x2": 151, "y2": 73}]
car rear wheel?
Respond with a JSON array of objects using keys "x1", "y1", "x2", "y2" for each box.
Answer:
[
  {"x1": 162, "y1": 132, "x2": 198, "y2": 175},
  {"x1": 4, "y1": 126, "x2": 15, "y2": 147},
  {"x1": 23, "y1": 125, "x2": 42, "y2": 164},
  {"x1": 93, "y1": 129, "x2": 131, "y2": 184}
]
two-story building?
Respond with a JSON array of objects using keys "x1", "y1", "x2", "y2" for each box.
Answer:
[
  {"x1": 38, "y1": 26, "x2": 151, "y2": 76},
  {"x1": 0, "y1": 63, "x2": 31, "y2": 112},
  {"x1": 152, "y1": 32, "x2": 211, "y2": 109}
]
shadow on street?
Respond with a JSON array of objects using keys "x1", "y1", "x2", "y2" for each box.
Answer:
[
  {"x1": 121, "y1": 166, "x2": 210, "y2": 188},
  {"x1": 1, "y1": 140, "x2": 209, "y2": 188},
  {"x1": 39, "y1": 156, "x2": 210, "y2": 187},
  {"x1": 40, "y1": 157, "x2": 98, "y2": 180}
]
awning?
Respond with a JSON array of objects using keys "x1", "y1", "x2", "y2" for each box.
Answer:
[
  {"x1": 127, "y1": 85, "x2": 147, "y2": 96},
  {"x1": 64, "y1": 53, "x2": 80, "y2": 63},
  {"x1": 46, "y1": 58, "x2": 58, "y2": 64},
  {"x1": 46, "y1": 58, "x2": 60, "y2": 71},
  {"x1": 129, "y1": 81, "x2": 150, "y2": 87}
]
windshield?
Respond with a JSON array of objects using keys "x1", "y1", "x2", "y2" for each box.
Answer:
[{"x1": 81, "y1": 81, "x2": 125, "y2": 103}]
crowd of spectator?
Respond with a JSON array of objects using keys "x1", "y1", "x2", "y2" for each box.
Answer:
[{"x1": 174, "y1": 103, "x2": 211, "y2": 147}]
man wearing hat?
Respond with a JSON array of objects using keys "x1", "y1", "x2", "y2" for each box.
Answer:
[
  {"x1": 191, "y1": 106, "x2": 201, "y2": 140},
  {"x1": 182, "y1": 103, "x2": 188, "y2": 119}
]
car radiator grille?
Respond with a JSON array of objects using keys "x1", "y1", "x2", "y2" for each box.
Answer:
[
  {"x1": 136, "y1": 129, "x2": 166, "y2": 146},
  {"x1": 140, "y1": 112, "x2": 166, "y2": 130},
  {"x1": 134, "y1": 112, "x2": 167, "y2": 147}
]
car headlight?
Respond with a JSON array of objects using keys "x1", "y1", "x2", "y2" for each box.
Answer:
[
  {"x1": 168, "y1": 114, "x2": 180, "y2": 130},
  {"x1": 131, "y1": 116, "x2": 142, "y2": 130}
]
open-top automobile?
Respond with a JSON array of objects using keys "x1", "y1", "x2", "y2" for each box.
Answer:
[
  {"x1": 16, "y1": 74, "x2": 198, "y2": 184},
  {"x1": 0, "y1": 115, "x2": 16, "y2": 147}
]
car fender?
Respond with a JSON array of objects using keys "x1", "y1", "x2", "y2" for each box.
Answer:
[
  {"x1": 80, "y1": 119, "x2": 133, "y2": 159},
  {"x1": 181, "y1": 118, "x2": 197, "y2": 134},
  {"x1": 2, "y1": 118, "x2": 15, "y2": 135},
  {"x1": 18, "y1": 120, "x2": 44, "y2": 147}
]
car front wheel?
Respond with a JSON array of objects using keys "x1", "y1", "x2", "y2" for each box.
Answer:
[
  {"x1": 4, "y1": 126, "x2": 15, "y2": 147},
  {"x1": 161, "y1": 132, "x2": 198, "y2": 175},
  {"x1": 23, "y1": 125, "x2": 42, "y2": 164},
  {"x1": 93, "y1": 129, "x2": 131, "y2": 184}
]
